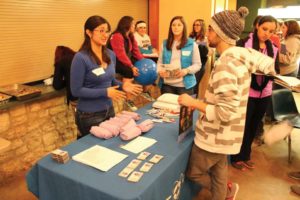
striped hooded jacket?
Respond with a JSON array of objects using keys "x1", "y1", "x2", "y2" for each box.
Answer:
[{"x1": 195, "y1": 46, "x2": 275, "y2": 155}]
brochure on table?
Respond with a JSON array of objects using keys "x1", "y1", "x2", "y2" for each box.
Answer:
[
  {"x1": 178, "y1": 106, "x2": 194, "y2": 142},
  {"x1": 121, "y1": 136, "x2": 157, "y2": 154},
  {"x1": 72, "y1": 145, "x2": 128, "y2": 172}
]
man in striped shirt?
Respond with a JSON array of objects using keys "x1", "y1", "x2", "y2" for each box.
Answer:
[{"x1": 178, "y1": 7, "x2": 276, "y2": 200}]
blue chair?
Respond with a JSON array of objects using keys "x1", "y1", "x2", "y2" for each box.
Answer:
[{"x1": 272, "y1": 89, "x2": 300, "y2": 163}]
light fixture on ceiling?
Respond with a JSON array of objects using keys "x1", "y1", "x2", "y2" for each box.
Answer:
[{"x1": 258, "y1": 6, "x2": 300, "y2": 19}]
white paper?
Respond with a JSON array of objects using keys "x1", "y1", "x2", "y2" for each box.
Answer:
[
  {"x1": 121, "y1": 136, "x2": 157, "y2": 154},
  {"x1": 156, "y1": 93, "x2": 179, "y2": 105},
  {"x1": 92, "y1": 68, "x2": 105, "y2": 76},
  {"x1": 72, "y1": 145, "x2": 128, "y2": 171},
  {"x1": 275, "y1": 75, "x2": 300, "y2": 87},
  {"x1": 182, "y1": 50, "x2": 191, "y2": 56},
  {"x1": 152, "y1": 93, "x2": 180, "y2": 112},
  {"x1": 152, "y1": 101, "x2": 180, "y2": 112}
]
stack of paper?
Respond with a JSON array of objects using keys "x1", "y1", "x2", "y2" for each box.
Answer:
[
  {"x1": 72, "y1": 145, "x2": 128, "y2": 171},
  {"x1": 274, "y1": 75, "x2": 300, "y2": 92},
  {"x1": 152, "y1": 93, "x2": 180, "y2": 112}
]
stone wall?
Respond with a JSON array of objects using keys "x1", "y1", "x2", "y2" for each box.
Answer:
[
  {"x1": 0, "y1": 95, "x2": 78, "y2": 183},
  {"x1": 0, "y1": 86, "x2": 160, "y2": 184}
]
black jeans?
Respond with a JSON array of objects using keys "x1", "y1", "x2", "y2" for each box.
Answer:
[
  {"x1": 161, "y1": 84, "x2": 194, "y2": 95},
  {"x1": 231, "y1": 96, "x2": 271, "y2": 162},
  {"x1": 75, "y1": 106, "x2": 115, "y2": 138}
]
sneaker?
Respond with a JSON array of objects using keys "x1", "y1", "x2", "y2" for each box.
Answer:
[
  {"x1": 125, "y1": 100, "x2": 138, "y2": 111},
  {"x1": 141, "y1": 92, "x2": 155, "y2": 102},
  {"x1": 226, "y1": 182, "x2": 239, "y2": 200},
  {"x1": 288, "y1": 171, "x2": 300, "y2": 180},
  {"x1": 291, "y1": 185, "x2": 300, "y2": 196}
]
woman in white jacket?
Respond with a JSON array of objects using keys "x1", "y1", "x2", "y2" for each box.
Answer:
[{"x1": 279, "y1": 20, "x2": 300, "y2": 77}]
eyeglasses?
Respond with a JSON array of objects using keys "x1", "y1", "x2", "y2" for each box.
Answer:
[
  {"x1": 94, "y1": 29, "x2": 111, "y2": 35},
  {"x1": 193, "y1": 24, "x2": 201, "y2": 27}
]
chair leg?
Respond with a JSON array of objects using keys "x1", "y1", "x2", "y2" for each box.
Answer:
[{"x1": 288, "y1": 135, "x2": 292, "y2": 164}]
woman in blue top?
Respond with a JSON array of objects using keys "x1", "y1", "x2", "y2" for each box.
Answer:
[
  {"x1": 157, "y1": 16, "x2": 201, "y2": 95},
  {"x1": 71, "y1": 15, "x2": 142, "y2": 138}
]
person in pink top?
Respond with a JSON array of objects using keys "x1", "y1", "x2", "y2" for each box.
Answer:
[{"x1": 230, "y1": 15, "x2": 279, "y2": 170}]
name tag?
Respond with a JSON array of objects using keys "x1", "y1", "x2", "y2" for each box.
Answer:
[
  {"x1": 182, "y1": 51, "x2": 191, "y2": 56},
  {"x1": 92, "y1": 68, "x2": 105, "y2": 76}
]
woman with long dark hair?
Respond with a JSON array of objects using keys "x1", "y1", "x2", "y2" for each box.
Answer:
[
  {"x1": 71, "y1": 15, "x2": 142, "y2": 138},
  {"x1": 107, "y1": 16, "x2": 146, "y2": 111},
  {"x1": 189, "y1": 19, "x2": 207, "y2": 45},
  {"x1": 157, "y1": 16, "x2": 201, "y2": 95},
  {"x1": 231, "y1": 15, "x2": 279, "y2": 170}
]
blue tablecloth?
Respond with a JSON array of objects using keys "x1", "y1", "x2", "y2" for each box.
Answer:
[{"x1": 26, "y1": 104, "x2": 197, "y2": 200}]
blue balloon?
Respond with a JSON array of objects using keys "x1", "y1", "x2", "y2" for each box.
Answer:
[{"x1": 134, "y1": 59, "x2": 158, "y2": 85}]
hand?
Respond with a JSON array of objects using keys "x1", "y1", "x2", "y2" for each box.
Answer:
[
  {"x1": 267, "y1": 68, "x2": 277, "y2": 76},
  {"x1": 107, "y1": 86, "x2": 126, "y2": 101},
  {"x1": 158, "y1": 70, "x2": 169, "y2": 78},
  {"x1": 132, "y1": 66, "x2": 139, "y2": 77},
  {"x1": 178, "y1": 94, "x2": 195, "y2": 107},
  {"x1": 174, "y1": 69, "x2": 188, "y2": 78},
  {"x1": 123, "y1": 82, "x2": 143, "y2": 96}
]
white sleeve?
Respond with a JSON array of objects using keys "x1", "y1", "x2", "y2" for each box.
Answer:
[
  {"x1": 185, "y1": 43, "x2": 201, "y2": 74},
  {"x1": 133, "y1": 32, "x2": 142, "y2": 47},
  {"x1": 157, "y1": 43, "x2": 164, "y2": 72}
]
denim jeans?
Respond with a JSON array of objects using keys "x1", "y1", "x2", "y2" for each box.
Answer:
[{"x1": 75, "y1": 106, "x2": 115, "y2": 138}]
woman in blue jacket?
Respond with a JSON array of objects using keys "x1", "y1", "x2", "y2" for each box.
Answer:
[
  {"x1": 71, "y1": 15, "x2": 142, "y2": 138},
  {"x1": 157, "y1": 16, "x2": 201, "y2": 95}
]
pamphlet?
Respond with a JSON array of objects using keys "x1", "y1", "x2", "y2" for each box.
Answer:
[
  {"x1": 121, "y1": 136, "x2": 157, "y2": 154},
  {"x1": 178, "y1": 106, "x2": 194, "y2": 142},
  {"x1": 72, "y1": 145, "x2": 128, "y2": 172}
]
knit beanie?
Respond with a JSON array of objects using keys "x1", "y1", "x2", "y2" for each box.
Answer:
[{"x1": 210, "y1": 7, "x2": 249, "y2": 45}]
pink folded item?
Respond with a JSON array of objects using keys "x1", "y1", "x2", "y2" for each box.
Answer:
[
  {"x1": 120, "y1": 119, "x2": 137, "y2": 133},
  {"x1": 120, "y1": 126, "x2": 142, "y2": 140},
  {"x1": 137, "y1": 119, "x2": 154, "y2": 132},
  {"x1": 121, "y1": 111, "x2": 141, "y2": 121},
  {"x1": 117, "y1": 116, "x2": 132, "y2": 125},
  {"x1": 99, "y1": 121, "x2": 120, "y2": 136},
  {"x1": 105, "y1": 118, "x2": 122, "y2": 128},
  {"x1": 116, "y1": 113, "x2": 132, "y2": 120},
  {"x1": 107, "y1": 117, "x2": 129, "y2": 127},
  {"x1": 90, "y1": 126, "x2": 114, "y2": 139}
]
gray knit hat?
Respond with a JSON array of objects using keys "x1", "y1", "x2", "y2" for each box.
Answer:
[{"x1": 210, "y1": 7, "x2": 249, "y2": 45}]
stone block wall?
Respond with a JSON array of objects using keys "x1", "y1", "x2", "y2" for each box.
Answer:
[{"x1": 0, "y1": 95, "x2": 78, "y2": 184}]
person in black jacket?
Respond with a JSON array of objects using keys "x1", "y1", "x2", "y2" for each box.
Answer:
[{"x1": 53, "y1": 46, "x2": 77, "y2": 106}]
